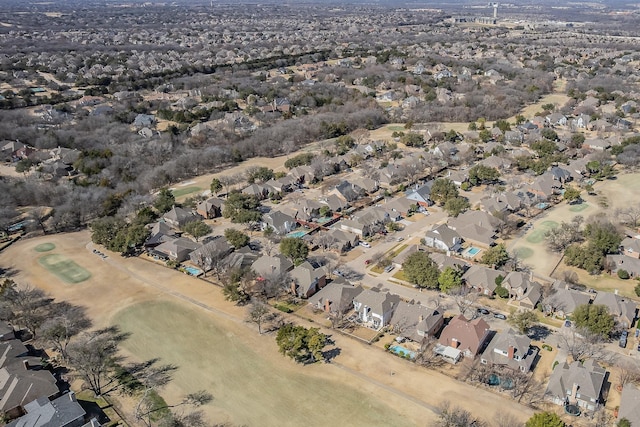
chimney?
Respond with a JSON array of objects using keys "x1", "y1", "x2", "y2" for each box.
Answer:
[
  {"x1": 68, "y1": 391, "x2": 77, "y2": 402},
  {"x1": 529, "y1": 271, "x2": 534, "y2": 281},
  {"x1": 615, "y1": 289, "x2": 619, "y2": 295},
  {"x1": 507, "y1": 345, "x2": 515, "y2": 359},
  {"x1": 451, "y1": 338, "x2": 459, "y2": 348},
  {"x1": 418, "y1": 315, "x2": 424, "y2": 322},
  {"x1": 23, "y1": 360, "x2": 29, "y2": 370},
  {"x1": 571, "y1": 383, "x2": 579, "y2": 399},
  {"x1": 324, "y1": 299, "x2": 331, "y2": 312}
]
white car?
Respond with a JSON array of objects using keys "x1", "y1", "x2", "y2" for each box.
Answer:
[{"x1": 359, "y1": 241, "x2": 371, "y2": 248}]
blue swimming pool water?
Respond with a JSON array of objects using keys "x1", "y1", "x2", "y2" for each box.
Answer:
[
  {"x1": 287, "y1": 230, "x2": 308, "y2": 238},
  {"x1": 184, "y1": 266, "x2": 203, "y2": 276},
  {"x1": 389, "y1": 344, "x2": 416, "y2": 359},
  {"x1": 467, "y1": 247, "x2": 481, "y2": 256},
  {"x1": 536, "y1": 202, "x2": 549, "y2": 209}
]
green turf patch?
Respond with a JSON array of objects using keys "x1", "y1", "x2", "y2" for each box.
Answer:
[
  {"x1": 526, "y1": 220, "x2": 559, "y2": 244},
  {"x1": 171, "y1": 186, "x2": 202, "y2": 198},
  {"x1": 386, "y1": 125, "x2": 405, "y2": 132},
  {"x1": 514, "y1": 247, "x2": 534, "y2": 259},
  {"x1": 569, "y1": 203, "x2": 589, "y2": 212},
  {"x1": 34, "y1": 243, "x2": 55, "y2": 252},
  {"x1": 38, "y1": 254, "x2": 91, "y2": 284}
]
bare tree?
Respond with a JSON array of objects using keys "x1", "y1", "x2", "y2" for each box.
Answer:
[
  {"x1": 616, "y1": 361, "x2": 640, "y2": 390},
  {"x1": 492, "y1": 413, "x2": 523, "y2": 427},
  {"x1": 558, "y1": 327, "x2": 614, "y2": 363},
  {"x1": 28, "y1": 206, "x2": 50, "y2": 234},
  {"x1": 414, "y1": 336, "x2": 445, "y2": 369},
  {"x1": 616, "y1": 206, "x2": 640, "y2": 227},
  {"x1": 247, "y1": 300, "x2": 271, "y2": 334},
  {"x1": 218, "y1": 174, "x2": 241, "y2": 196},
  {"x1": 433, "y1": 400, "x2": 487, "y2": 427},
  {"x1": 449, "y1": 286, "x2": 478, "y2": 317},
  {"x1": 66, "y1": 327, "x2": 129, "y2": 397},
  {"x1": 261, "y1": 238, "x2": 277, "y2": 256},
  {"x1": 40, "y1": 301, "x2": 92, "y2": 361},
  {"x1": 0, "y1": 280, "x2": 52, "y2": 339}
]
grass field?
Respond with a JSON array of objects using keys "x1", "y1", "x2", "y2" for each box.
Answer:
[
  {"x1": 525, "y1": 220, "x2": 559, "y2": 244},
  {"x1": 171, "y1": 186, "x2": 203, "y2": 198},
  {"x1": 513, "y1": 247, "x2": 534, "y2": 259},
  {"x1": 34, "y1": 242, "x2": 55, "y2": 252},
  {"x1": 37, "y1": 253, "x2": 91, "y2": 283},
  {"x1": 569, "y1": 203, "x2": 590, "y2": 213},
  {"x1": 115, "y1": 300, "x2": 413, "y2": 427}
]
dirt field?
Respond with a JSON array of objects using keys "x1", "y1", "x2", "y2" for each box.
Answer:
[{"x1": 0, "y1": 231, "x2": 534, "y2": 426}]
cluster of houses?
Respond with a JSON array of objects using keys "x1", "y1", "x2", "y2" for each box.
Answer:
[
  {"x1": 0, "y1": 323, "x2": 100, "y2": 426},
  {"x1": 1, "y1": 140, "x2": 80, "y2": 179}
]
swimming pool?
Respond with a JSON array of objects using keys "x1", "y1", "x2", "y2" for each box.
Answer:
[
  {"x1": 389, "y1": 344, "x2": 416, "y2": 359},
  {"x1": 467, "y1": 247, "x2": 481, "y2": 256},
  {"x1": 184, "y1": 266, "x2": 203, "y2": 276},
  {"x1": 286, "y1": 230, "x2": 308, "y2": 239},
  {"x1": 536, "y1": 202, "x2": 549, "y2": 209}
]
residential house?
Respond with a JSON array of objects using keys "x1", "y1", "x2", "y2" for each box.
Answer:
[
  {"x1": 502, "y1": 271, "x2": 542, "y2": 309},
  {"x1": 144, "y1": 221, "x2": 178, "y2": 250},
  {"x1": 620, "y1": 237, "x2": 640, "y2": 259},
  {"x1": 571, "y1": 114, "x2": 591, "y2": 129},
  {"x1": 480, "y1": 329, "x2": 538, "y2": 372},
  {"x1": 606, "y1": 255, "x2": 640, "y2": 278},
  {"x1": 7, "y1": 392, "x2": 86, "y2": 427},
  {"x1": 1, "y1": 140, "x2": 33, "y2": 162},
  {"x1": 447, "y1": 170, "x2": 469, "y2": 187},
  {"x1": 463, "y1": 265, "x2": 505, "y2": 296},
  {"x1": 583, "y1": 138, "x2": 611, "y2": 151},
  {"x1": 389, "y1": 301, "x2": 444, "y2": 342},
  {"x1": 353, "y1": 289, "x2": 400, "y2": 330},
  {"x1": 242, "y1": 184, "x2": 269, "y2": 200},
  {"x1": 162, "y1": 207, "x2": 202, "y2": 229},
  {"x1": 406, "y1": 181, "x2": 435, "y2": 207},
  {"x1": 384, "y1": 197, "x2": 415, "y2": 217},
  {"x1": 438, "y1": 315, "x2": 491, "y2": 358},
  {"x1": 251, "y1": 254, "x2": 294, "y2": 279},
  {"x1": 480, "y1": 192, "x2": 523, "y2": 214},
  {"x1": 308, "y1": 281, "x2": 363, "y2": 316},
  {"x1": 392, "y1": 245, "x2": 420, "y2": 269},
  {"x1": 340, "y1": 207, "x2": 389, "y2": 237},
  {"x1": 289, "y1": 166, "x2": 316, "y2": 184},
  {"x1": 152, "y1": 237, "x2": 201, "y2": 262},
  {"x1": 0, "y1": 340, "x2": 59, "y2": 418},
  {"x1": 548, "y1": 166, "x2": 573, "y2": 184},
  {"x1": 593, "y1": 291, "x2": 637, "y2": 329},
  {"x1": 424, "y1": 224, "x2": 462, "y2": 252},
  {"x1": 188, "y1": 236, "x2": 233, "y2": 271},
  {"x1": 221, "y1": 246, "x2": 260, "y2": 271},
  {"x1": 319, "y1": 194, "x2": 349, "y2": 212},
  {"x1": 479, "y1": 155, "x2": 511, "y2": 171},
  {"x1": 528, "y1": 173, "x2": 562, "y2": 200},
  {"x1": 196, "y1": 197, "x2": 225, "y2": 219},
  {"x1": 331, "y1": 181, "x2": 366, "y2": 203},
  {"x1": 261, "y1": 210, "x2": 298, "y2": 235},
  {"x1": 290, "y1": 261, "x2": 327, "y2": 298},
  {"x1": 133, "y1": 114, "x2": 155, "y2": 128},
  {"x1": 311, "y1": 229, "x2": 359, "y2": 253},
  {"x1": 618, "y1": 385, "x2": 640, "y2": 426},
  {"x1": 545, "y1": 359, "x2": 606, "y2": 411},
  {"x1": 430, "y1": 252, "x2": 470, "y2": 273},
  {"x1": 447, "y1": 211, "x2": 500, "y2": 248},
  {"x1": 546, "y1": 113, "x2": 568, "y2": 127},
  {"x1": 544, "y1": 281, "x2": 591, "y2": 319}
]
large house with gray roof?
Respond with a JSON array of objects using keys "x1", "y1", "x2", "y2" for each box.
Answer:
[
  {"x1": 546, "y1": 359, "x2": 606, "y2": 411},
  {"x1": 543, "y1": 281, "x2": 591, "y2": 319},
  {"x1": 389, "y1": 301, "x2": 444, "y2": 343},
  {"x1": 463, "y1": 265, "x2": 504, "y2": 296},
  {"x1": 289, "y1": 261, "x2": 327, "y2": 298},
  {"x1": 308, "y1": 280, "x2": 363, "y2": 316},
  {"x1": 7, "y1": 392, "x2": 86, "y2": 427},
  {"x1": 353, "y1": 289, "x2": 400, "y2": 330},
  {"x1": 480, "y1": 329, "x2": 538, "y2": 372},
  {"x1": 593, "y1": 291, "x2": 637, "y2": 329},
  {"x1": 424, "y1": 224, "x2": 462, "y2": 252}
]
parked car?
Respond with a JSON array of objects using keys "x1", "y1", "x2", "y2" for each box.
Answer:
[
  {"x1": 359, "y1": 241, "x2": 371, "y2": 248},
  {"x1": 384, "y1": 265, "x2": 395, "y2": 273},
  {"x1": 332, "y1": 270, "x2": 343, "y2": 277},
  {"x1": 477, "y1": 308, "x2": 490, "y2": 315},
  {"x1": 397, "y1": 237, "x2": 404, "y2": 242},
  {"x1": 564, "y1": 320, "x2": 572, "y2": 328},
  {"x1": 364, "y1": 259, "x2": 372, "y2": 265},
  {"x1": 620, "y1": 330, "x2": 628, "y2": 348},
  {"x1": 493, "y1": 313, "x2": 507, "y2": 320}
]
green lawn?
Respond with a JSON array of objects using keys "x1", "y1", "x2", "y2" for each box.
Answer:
[
  {"x1": 525, "y1": 220, "x2": 559, "y2": 244},
  {"x1": 34, "y1": 243, "x2": 56, "y2": 252},
  {"x1": 569, "y1": 203, "x2": 590, "y2": 213},
  {"x1": 513, "y1": 247, "x2": 534, "y2": 259},
  {"x1": 114, "y1": 300, "x2": 413, "y2": 427},
  {"x1": 171, "y1": 186, "x2": 203, "y2": 198},
  {"x1": 38, "y1": 254, "x2": 91, "y2": 284}
]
